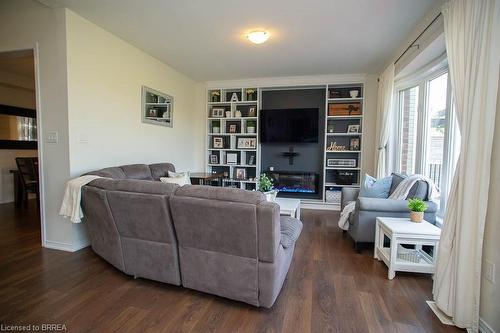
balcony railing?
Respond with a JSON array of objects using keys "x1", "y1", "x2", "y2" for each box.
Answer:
[{"x1": 428, "y1": 163, "x2": 442, "y2": 187}]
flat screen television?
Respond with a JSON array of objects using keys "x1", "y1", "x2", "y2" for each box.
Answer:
[{"x1": 260, "y1": 108, "x2": 319, "y2": 143}]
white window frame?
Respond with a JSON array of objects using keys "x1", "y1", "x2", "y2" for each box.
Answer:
[{"x1": 393, "y1": 55, "x2": 457, "y2": 218}]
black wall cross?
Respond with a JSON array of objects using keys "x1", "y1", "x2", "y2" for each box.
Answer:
[{"x1": 281, "y1": 146, "x2": 300, "y2": 165}]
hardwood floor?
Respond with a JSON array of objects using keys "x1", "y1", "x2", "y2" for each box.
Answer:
[{"x1": 0, "y1": 202, "x2": 463, "y2": 333}]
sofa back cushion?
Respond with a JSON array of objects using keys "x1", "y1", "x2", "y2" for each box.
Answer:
[
  {"x1": 389, "y1": 173, "x2": 429, "y2": 200},
  {"x1": 82, "y1": 177, "x2": 181, "y2": 285},
  {"x1": 171, "y1": 186, "x2": 264, "y2": 258},
  {"x1": 84, "y1": 163, "x2": 175, "y2": 181},
  {"x1": 120, "y1": 164, "x2": 153, "y2": 180},
  {"x1": 87, "y1": 166, "x2": 126, "y2": 179},
  {"x1": 149, "y1": 163, "x2": 176, "y2": 180},
  {"x1": 169, "y1": 185, "x2": 273, "y2": 306}
]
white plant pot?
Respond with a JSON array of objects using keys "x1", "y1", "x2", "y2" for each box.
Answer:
[
  {"x1": 349, "y1": 90, "x2": 359, "y2": 98},
  {"x1": 247, "y1": 126, "x2": 255, "y2": 134},
  {"x1": 264, "y1": 190, "x2": 278, "y2": 202},
  {"x1": 213, "y1": 127, "x2": 220, "y2": 133},
  {"x1": 410, "y1": 211, "x2": 424, "y2": 223}
]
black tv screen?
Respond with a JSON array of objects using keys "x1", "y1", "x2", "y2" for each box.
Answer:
[{"x1": 260, "y1": 108, "x2": 319, "y2": 143}]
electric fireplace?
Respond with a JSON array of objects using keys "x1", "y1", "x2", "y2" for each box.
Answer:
[{"x1": 267, "y1": 171, "x2": 319, "y2": 194}]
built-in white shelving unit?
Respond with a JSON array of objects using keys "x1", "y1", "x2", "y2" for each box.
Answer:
[
  {"x1": 323, "y1": 83, "x2": 364, "y2": 205},
  {"x1": 205, "y1": 82, "x2": 366, "y2": 209},
  {"x1": 206, "y1": 87, "x2": 260, "y2": 190}
]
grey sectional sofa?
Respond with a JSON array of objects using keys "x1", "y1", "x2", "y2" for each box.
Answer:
[
  {"x1": 81, "y1": 163, "x2": 302, "y2": 308},
  {"x1": 341, "y1": 173, "x2": 438, "y2": 251}
]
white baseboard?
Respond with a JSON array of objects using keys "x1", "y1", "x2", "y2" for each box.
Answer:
[
  {"x1": 479, "y1": 317, "x2": 496, "y2": 333},
  {"x1": 43, "y1": 240, "x2": 89, "y2": 252},
  {"x1": 43, "y1": 240, "x2": 75, "y2": 252}
]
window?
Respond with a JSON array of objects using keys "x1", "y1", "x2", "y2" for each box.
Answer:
[{"x1": 394, "y1": 63, "x2": 460, "y2": 218}]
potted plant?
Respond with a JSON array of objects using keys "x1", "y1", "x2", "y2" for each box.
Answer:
[
  {"x1": 246, "y1": 88, "x2": 256, "y2": 101},
  {"x1": 408, "y1": 198, "x2": 428, "y2": 223},
  {"x1": 210, "y1": 90, "x2": 221, "y2": 102},
  {"x1": 247, "y1": 120, "x2": 256, "y2": 134},
  {"x1": 258, "y1": 173, "x2": 278, "y2": 202},
  {"x1": 212, "y1": 120, "x2": 220, "y2": 133}
]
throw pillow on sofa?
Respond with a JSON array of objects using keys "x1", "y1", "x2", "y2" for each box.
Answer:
[
  {"x1": 359, "y1": 174, "x2": 392, "y2": 198},
  {"x1": 160, "y1": 171, "x2": 191, "y2": 186}
]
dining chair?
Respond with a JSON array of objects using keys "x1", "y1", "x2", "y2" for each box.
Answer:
[{"x1": 15, "y1": 157, "x2": 39, "y2": 209}]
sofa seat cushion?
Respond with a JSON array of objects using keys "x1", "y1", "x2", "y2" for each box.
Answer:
[{"x1": 280, "y1": 216, "x2": 303, "y2": 248}]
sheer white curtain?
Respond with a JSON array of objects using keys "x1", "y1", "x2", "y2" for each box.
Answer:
[
  {"x1": 375, "y1": 64, "x2": 394, "y2": 178},
  {"x1": 433, "y1": 0, "x2": 500, "y2": 331}
]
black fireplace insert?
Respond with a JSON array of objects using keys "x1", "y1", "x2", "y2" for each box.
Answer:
[{"x1": 267, "y1": 171, "x2": 319, "y2": 194}]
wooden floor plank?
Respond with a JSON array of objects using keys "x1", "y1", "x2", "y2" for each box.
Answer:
[{"x1": 0, "y1": 200, "x2": 464, "y2": 332}]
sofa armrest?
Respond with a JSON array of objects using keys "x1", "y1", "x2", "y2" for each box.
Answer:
[
  {"x1": 257, "y1": 202, "x2": 281, "y2": 263},
  {"x1": 357, "y1": 197, "x2": 438, "y2": 213},
  {"x1": 341, "y1": 188, "x2": 360, "y2": 209},
  {"x1": 357, "y1": 197, "x2": 410, "y2": 212}
]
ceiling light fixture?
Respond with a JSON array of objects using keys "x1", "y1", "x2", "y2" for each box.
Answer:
[{"x1": 247, "y1": 31, "x2": 270, "y2": 44}]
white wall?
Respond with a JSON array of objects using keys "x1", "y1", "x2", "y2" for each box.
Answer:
[
  {"x1": 480, "y1": 78, "x2": 500, "y2": 333},
  {"x1": 64, "y1": 10, "x2": 206, "y2": 247},
  {"x1": 0, "y1": 0, "x2": 77, "y2": 251},
  {"x1": 0, "y1": 67, "x2": 38, "y2": 204},
  {"x1": 65, "y1": 10, "x2": 205, "y2": 176}
]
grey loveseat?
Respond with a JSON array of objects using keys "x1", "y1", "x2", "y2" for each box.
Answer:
[
  {"x1": 81, "y1": 163, "x2": 301, "y2": 308},
  {"x1": 341, "y1": 173, "x2": 438, "y2": 251}
]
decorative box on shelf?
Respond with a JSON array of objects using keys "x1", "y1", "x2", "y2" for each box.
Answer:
[{"x1": 328, "y1": 102, "x2": 362, "y2": 116}]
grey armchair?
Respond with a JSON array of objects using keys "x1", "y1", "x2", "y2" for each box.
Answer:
[{"x1": 341, "y1": 173, "x2": 438, "y2": 252}]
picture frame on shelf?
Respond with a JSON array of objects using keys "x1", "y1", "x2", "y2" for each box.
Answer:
[
  {"x1": 211, "y1": 107, "x2": 225, "y2": 118},
  {"x1": 226, "y1": 153, "x2": 238, "y2": 165},
  {"x1": 350, "y1": 138, "x2": 360, "y2": 151},
  {"x1": 209, "y1": 154, "x2": 218, "y2": 164},
  {"x1": 248, "y1": 107, "x2": 256, "y2": 117},
  {"x1": 212, "y1": 137, "x2": 224, "y2": 149},
  {"x1": 248, "y1": 155, "x2": 255, "y2": 165},
  {"x1": 235, "y1": 168, "x2": 247, "y2": 180},
  {"x1": 237, "y1": 137, "x2": 256, "y2": 149},
  {"x1": 229, "y1": 124, "x2": 237, "y2": 133},
  {"x1": 327, "y1": 158, "x2": 356, "y2": 167},
  {"x1": 147, "y1": 109, "x2": 157, "y2": 117},
  {"x1": 347, "y1": 124, "x2": 360, "y2": 133}
]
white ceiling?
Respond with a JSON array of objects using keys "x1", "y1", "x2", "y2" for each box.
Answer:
[{"x1": 51, "y1": 0, "x2": 438, "y2": 81}]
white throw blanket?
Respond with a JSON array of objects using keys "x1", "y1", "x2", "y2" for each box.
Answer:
[
  {"x1": 59, "y1": 176, "x2": 102, "y2": 223},
  {"x1": 338, "y1": 175, "x2": 437, "y2": 230}
]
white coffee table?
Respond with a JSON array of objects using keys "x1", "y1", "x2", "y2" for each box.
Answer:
[
  {"x1": 374, "y1": 217, "x2": 441, "y2": 279},
  {"x1": 275, "y1": 198, "x2": 301, "y2": 220}
]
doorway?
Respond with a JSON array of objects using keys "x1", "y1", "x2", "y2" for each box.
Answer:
[{"x1": 0, "y1": 49, "x2": 43, "y2": 248}]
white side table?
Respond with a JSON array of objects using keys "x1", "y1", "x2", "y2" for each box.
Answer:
[
  {"x1": 275, "y1": 198, "x2": 301, "y2": 220},
  {"x1": 374, "y1": 217, "x2": 441, "y2": 279}
]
